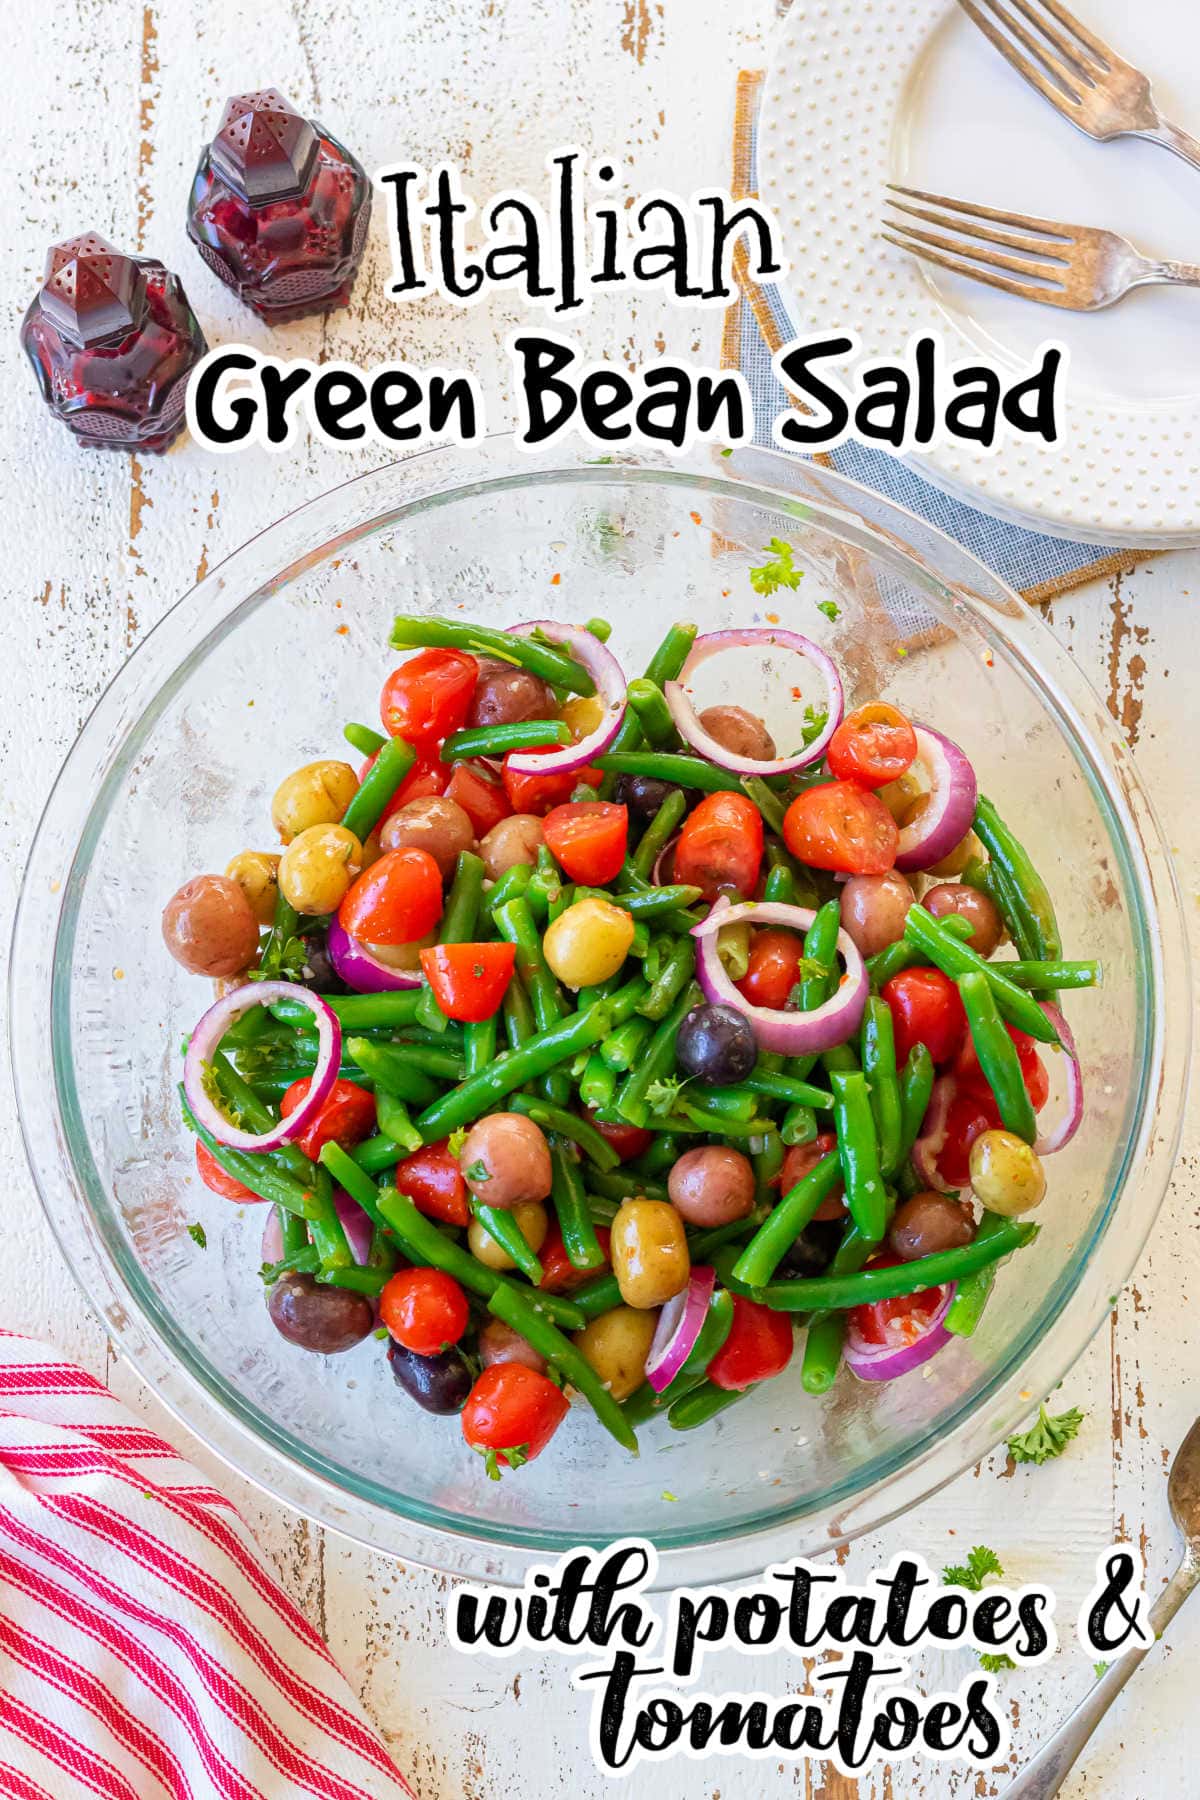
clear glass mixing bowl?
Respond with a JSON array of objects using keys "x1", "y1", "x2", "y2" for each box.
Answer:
[{"x1": 12, "y1": 441, "x2": 1189, "y2": 1586}]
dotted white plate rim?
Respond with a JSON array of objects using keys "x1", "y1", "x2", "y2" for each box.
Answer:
[{"x1": 758, "y1": 0, "x2": 1200, "y2": 547}]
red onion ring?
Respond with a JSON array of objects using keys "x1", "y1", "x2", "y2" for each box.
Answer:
[
  {"x1": 651, "y1": 830, "x2": 680, "y2": 888},
  {"x1": 691, "y1": 897, "x2": 867, "y2": 1054},
  {"x1": 910, "y1": 1075, "x2": 958, "y2": 1195},
  {"x1": 646, "y1": 1266, "x2": 716, "y2": 1392},
  {"x1": 503, "y1": 621, "x2": 626, "y2": 776},
  {"x1": 844, "y1": 1282, "x2": 957, "y2": 1382},
  {"x1": 328, "y1": 916, "x2": 421, "y2": 992},
  {"x1": 184, "y1": 981, "x2": 340, "y2": 1153},
  {"x1": 663, "y1": 627, "x2": 843, "y2": 775},
  {"x1": 894, "y1": 725, "x2": 978, "y2": 873},
  {"x1": 1035, "y1": 1002, "x2": 1083, "y2": 1155}
]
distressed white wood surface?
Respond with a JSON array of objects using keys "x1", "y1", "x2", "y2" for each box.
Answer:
[{"x1": 2, "y1": 3, "x2": 1197, "y2": 1795}]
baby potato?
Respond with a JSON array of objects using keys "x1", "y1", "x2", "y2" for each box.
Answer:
[
  {"x1": 271, "y1": 760, "x2": 359, "y2": 843},
  {"x1": 559, "y1": 693, "x2": 606, "y2": 742},
  {"x1": 572, "y1": 1306, "x2": 658, "y2": 1402},
  {"x1": 467, "y1": 1201, "x2": 549, "y2": 1271},
  {"x1": 543, "y1": 895, "x2": 635, "y2": 990},
  {"x1": 458, "y1": 1113, "x2": 553, "y2": 1209},
  {"x1": 968, "y1": 1130, "x2": 1046, "y2": 1216},
  {"x1": 610, "y1": 1198, "x2": 690, "y2": 1309},
  {"x1": 278, "y1": 823, "x2": 363, "y2": 915},
  {"x1": 225, "y1": 850, "x2": 280, "y2": 926}
]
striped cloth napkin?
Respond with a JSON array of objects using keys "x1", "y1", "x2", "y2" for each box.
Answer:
[{"x1": 0, "y1": 1333, "x2": 414, "y2": 1800}]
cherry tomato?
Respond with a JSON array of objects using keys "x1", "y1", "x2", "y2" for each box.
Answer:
[
  {"x1": 279, "y1": 1077, "x2": 376, "y2": 1162},
  {"x1": 826, "y1": 703, "x2": 918, "y2": 789},
  {"x1": 339, "y1": 846, "x2": 444, "y2": 946},
  {"x1": 445, "y1": 762, "x2": 512, "y2": 836},
  {"x1": 501, "y1": 749, "x2": 602, "y2": 816},
  {"x1": 419, "y1": 942, "x2": 516, "y2": 1022},
  {"x1": 394, "y1": 1140, "x2": 468, "y2": 1227},
  {"x1": 584, "y1": 1114, "x2": 654, "y2": 1164},
  {"x1": 542, "y1": 801, "x2": 629, "y2": 886},
  {"x1": 847, "y1": 1253, "x2": 947, "y2": 1350},
  {"x1": 539, "y1": 1223, "x2": 612, "y2": 1292},
  {"x1": 937, "y1": 1090, "x2": 1001, "y2": 1187},
  {"x1": 358, "y1": 749, "x2": 451, "y2": 822},
  {"x1": 954, "y1": 1024, "x2": 1050, "y2": 1112},
  {"x1": 380, "y1": 1266, "x2": 470, "y2": 1356},
  {"x1": 736, "y1": 927, "x2": 804, "y2": 1011},
  {"x1": 706, "y1": 1294, "x2": 794, "y2": 1390},
  {"x1": 461, "y1": 1362, "x2": 570, "y2": 1477},
  {"x1": 777, "y1": 1130, "x2": 845, "y2": 1222},
  {"x1": 195, "y1": 1139, "x2": 263, "y2": 1203},
  {"x1": 783, "y1": 780, "x2": 898, "y2": 876},
  {"x1": 380, "y1": 649, "x2": 478, "y2": 746},
  {"x1": 673, "y1": 791, "x2": 763, "y2": 902},
  {"x1": 881, "y1": 966, "x2": 968, "y2": 1067}
]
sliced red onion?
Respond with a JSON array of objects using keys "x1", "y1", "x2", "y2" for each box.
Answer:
[
  {"x1": 646, "y1": 1266, "x2": 716, "y2": 1392},
  {"x1": 328, "y1": 916, "x2": 421, "y2": 992},
  {"x1": 651, "y1": 830, "x2": 679, "y2": 888},
  {"x1": 911, "y1": 1074, "x2": 957, "y2": 1194},
  {"x1": 184, "y1": 982, "x2": 340, "y2": 1153},
  {"x1": 1035, "y1": 1002, "x2": 1083, "y2": 1156},
  {"x1": 260, "y1": 1209, "x2": 284, "y2": 1265},
  {"x1": 663, "y1": 627, "x2": 843, "y2": 775},
  {"x1": 504, "y1": 621, "x2": 626, "y2": 776},
  {"x1": 844, "y1": 1282, "x2": 957, "y2": 1382},
  {"x1": 691, "y1": 898, "x2": 867, "y2": 1055},
  {"x1": 894, "y1": 725, "x2": 978, "y2": 873},
  {"x1": 334, "y1": 1190, "x2": 375, "y2": 1267}
]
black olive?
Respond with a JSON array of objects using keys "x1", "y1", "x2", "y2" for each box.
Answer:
[
  {"x1": 675, "y1": 1003, "x2": 758, "y2": 1086},
  {"x1": 776, "y1": 1218, "x2": 843, "y2": 1279},
  {"x1": 267, "y1": 1272, "x2": 373, "y2": 1354},
  {"x1": 298, "y1": 931, "x2": 347, "y2": 994},
  {"x1": 387, "y1": 1340, "x2": 474, "y2": 1414},
  {"x1": 614, "y1": 774, "x2": 701, "y2": 826}
]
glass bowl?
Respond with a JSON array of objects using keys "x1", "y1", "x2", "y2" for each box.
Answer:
[{"x1": 12, "y1": 440, "x2": 1189, "y2": 1587}]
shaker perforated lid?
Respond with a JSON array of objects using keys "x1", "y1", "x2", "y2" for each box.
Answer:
[
  {"x1": 209, "y1": 89, "x2": 319, "y2": 202},
  {"x1": 39, "y1": 235, "x2": 146, "y2": 347}
]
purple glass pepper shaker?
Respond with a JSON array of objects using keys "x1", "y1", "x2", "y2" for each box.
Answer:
[
  {"x1": 20, "y1": 234, "x2": 208, "y2": 452},
  {"x1": 186, "y1": 88, "x2": 371, "y2": 322}
]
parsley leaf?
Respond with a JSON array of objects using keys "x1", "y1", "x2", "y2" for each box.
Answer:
[
  {"x1": 251, "y1": 932, "x2": 308, "y2": 983},
  {"x1": 979, "y1": 1653, "x2": 1016, "y2": 1675},
  {"x1": 1094, "y1": 1661, "x2": 1109, "y2": 1679},
  {"x1": 645, "y1": 1075, "x2": 689, "y2": 1117},
  {"x1": 943, "y1": 1544, "x2": 1004, "y2": 1592},
  {"x1": 749, "y1": 537, "x2": 804, "y2": 597},
  {"x1": 465, "y1": 1159, "x2": 491, "y2": 1183},
  {"x1": 187, "y1": 1223, "x2": 208, "y2": 1250},
  {"x1": 447, "y1": 1126, "x2": 469, "y2": 1158},
  {"x1": 1007, "y1": 1404, "x2": 1084, "y2": 1466},
  {"x1": 800, "y1": 704, "x2": 829, "y2": 747},
  {"x1": 816, "y1": 600, "x2": 841, "y2": 622}
]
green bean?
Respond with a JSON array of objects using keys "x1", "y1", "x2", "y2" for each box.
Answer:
[
  {"x1": 484, "y1": 862, "x2": 533, "y2": 914},
  {"x1": 600, "y1": 1015, "x2": 654, "y2": 1072},
  {"x1": 376, "y1": 1187, "x2": 587, "y2": 1329},
  {"x1": 742, "y1": 776, "x2": 787, "y2": 837},
  {"x1": 676, "y1": 1087, "x2": 758, "y2": 1123},
  {"x1": 642, "y1": 622, "x2": 698, "y2": 687},
  {"x1": 752, "y1": 1131, "x2": 784, "y2": 1207},
  {"x1": 732, "y1": 1149, "x2": 842, "y2": 1287},
  {"x1": 973, "y1": 797, "x2": 1061, "y2": 962},
  {"x1": 501, "y1": 974, "x2": 536, "y2": 1051},
  {"x1": 763, "y1": 865, "x2": 796, "y2": 906},
  {"x1": 715, "y1": 1219, "x2": 1036, "y2": 1311},
  {"x1": 344, "y1": 721, "x2": 385, "y2": 757},
  {"x1": 341, "y1": 736, "x2": 415, "y2": 843},
  {"x1": 180, "y1": 1089, "x2": 321, "y2": 1218},
  {"x1": 687, "y1": 1216, "x2": 764, "y2": 1264},
  {"x1": 958, "y1": 972, "x2": 1037, "y2": 1144},
  {"x1": 665, "y1": 1107, "x2": 775, "y2": 1138},
  {"x1": 300, "y1": 1163, "x2": 354, "y2": 1271},
  {"x1": 393, "y1": 1026, "x2": 466, "y2": 1051},
  {"x1": 415, "y1": 978, "x2": 647, "y2": 1139},
  {"x1": 829, "y1": 1069, "x2": 887, "y2": 1245},
  {"x1": 350, "y1": 1134, "x2": 404, "y2": 1176},
  {"x1": 596, "y1": 752, "x2": 748, "y2": 794},
  {"x1": 634, "y1": 1134, "x2": 684, "y2": 1178},
  {"x1": 356, "y1": 1039, "x2": 465, "y2": 1085},
  {"x1": 463, "y1": 1013, "x2": 498, "y2": 1078},
  {"x1": 508, "y1": 1096, "x2": 620, "y2": 1171},
  {"x1": 368, "y1": 1224, "x2": 399, "y2": 1277},
  {"x1": 862, "y1": 997, "x2": 903, "y2": 1178},
  {"x1": 904, "y1": 905, "x2": 1059, "y2": 1044},
  {"x1": 389, "y1": 615, "x2": 595, "y2": 695},
  {"x1": 262, "y1": 1246, "x2": 321, "y2": 1283},
  {"x1": 867, "y1": 939, "x2": 918, "y2": 989},
  {"x1": 548, "y1": 1141, "x2": 606, "y2": 1271},
  {"x1": 739, "y1": 1068, "x2": 832, "y2": 1108},
  {"x1": 616, "y1": 981, "x2": 701, "y2": 1126},
  {"x1": 637, "y1": 936, "x2": 696, "y2": 1021},
  {"x1": 944, "y1": 1211, "x2": 1012, "y2": 1337},
  {"x1": 1001, "y1": 959, "x2": 1100, "y2": 991},
  {"x1": 597, "y1": 711, "x2": 645, "y2": 798},
  {"x1": 472, "y1": 1204, "x2": 544, "y2": 1284},
  {"x1": 585, "y1": 617, "x2": 611, "y2": 642},
  {"x1": 276, "y1": 1206, "x2": 309, "y2": 1260},
  {"x1": 899, "y1": 1043, "x2": 935, "y2": 1156},
  {"x1": 781, "y1": 1105, "x2": 817, "y2": 1147},
  {"x1": 494, "y1": 894, "x2": 570, "y2": 1102},
  {"x1": 375, "y1": 1089, "x2": 422, "y2": 1153},
  {"x1": 317, "y1": 1266, "x2": 390, "y2": 1296},
  {"x1": 585, "y1": 1167, "x2": 668, "y2": 1204},
  {"x1": 249, "y1": 1067, "x2": 372, "y2": 1101},
  {"x1": 270, "y1": 991, "x2": 423, "y2": 1030},
  {"x1": 318, "y1": 1142, "x2": 394, "y2": 1235},
  {"x1": 586, "y1": 1192, "x2": 619, "y2": 1226},
  {"x1": 209, "y1": 1052, "x2": 314, "y2": 1188},
  {"x1": 486, "y1": 1283, "x2": 637, "y2": 1453},
  {"x1": 568, "y1": 1270, "x2": 623, "y2": 1320},
  {"x1": 548, "y1": 881, "x2": 576, "y2": 925},
  {"x1": 799, "y1": 1222, "x2": 875, "y2": 1394},
  {"x1": 441, "y1": 851, "x2": 486, "y2": 943},
  {"x1": 443, "y1": 720, "x2": 571, "y2": 761},
  {"x1": 626, "y1": 678, "x2": 679, "y2": 749},
  {"x1": 344, "y1": 1038, "x2": 439, "y2": 1105},
  {"x1": 668, "y1": 1381, "x2": 747, "y2": 1430}
]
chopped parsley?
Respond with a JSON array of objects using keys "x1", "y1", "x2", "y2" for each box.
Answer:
[
  {"x1": 186, "y1": 1223, "x2": 208, "y2": 1250},
  {"x1": 645, "y1": 1075, "x2": 689, "y2": 1116},
  {"x1": 800, "y1": 703, "x2": 829, "y2": 746},
  {"x1": 749, "y1": 537, "x2": 804, "y2": 597},
  {"x1": 252, "y1": 931, "x2": 308, "y2": 983},
  {"x1": 979, "y1": 1653, "x2": 1017, "y2": 1674},
  {"x1": 465, "y1": 1159, "x2": 491, "y2": 1183},
  {"x1": 815, "y1": 599, "x2": 840, "y2": 622},
  {"x1": 1094, "y1": 1661, "x2": 1109, "y2": 1679},
  {"x1": 943, "y1": 1544, "x2": 1004, "y2": 1592},
  {"x1": 448, "y1": 1126, "x2": 469, "y2": 1157},
  {"x1": 1007, "y1": 1404, "x2": 1084, "y2": 1466}
]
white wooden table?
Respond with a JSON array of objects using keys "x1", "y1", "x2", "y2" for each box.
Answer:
[{"x1": 3, "y1": 3, "x2": 1197, "y2": 1795}]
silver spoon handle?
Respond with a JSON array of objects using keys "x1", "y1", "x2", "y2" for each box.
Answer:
[
  {"x1": 1001, "y1": 1553, "x2": 1200, "y2": 1800},
  {"x1": 1139, "y1": 114, "x2": 1200, "y2": 175}
]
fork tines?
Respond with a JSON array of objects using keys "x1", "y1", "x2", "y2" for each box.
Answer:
[
  {"x1": 883, "y1": 184, "x2": 1073, "y2": 303},
  {"x1": 957, "y1": 0, "x2": 1118, "y2": 115}
]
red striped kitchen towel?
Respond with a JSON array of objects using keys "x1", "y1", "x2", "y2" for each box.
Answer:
[{"x1": 0, "y1": 1332, "x2": 414, "y2": 1800}]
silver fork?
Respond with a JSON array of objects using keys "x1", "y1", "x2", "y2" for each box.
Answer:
[
  {"x1": 883, "y1": 184, "x2": 1200, "y2": 310},
  {"x1": 958, "y1": 0, "x2": 1200, "y2": 172}
]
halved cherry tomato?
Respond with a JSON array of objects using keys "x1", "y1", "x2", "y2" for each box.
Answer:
[
  {"x1": 706, "y1": 1294, "x2": 794, "y2": 1390},
  {"x1": 584, "y1": 1115, "x2": 654, "y2": 1164},
  {"x1": 954, "y1": 1023, "x2": 1049, "y2": 1112},
  {"x1": 783, "y1": 780, "x2": 898, "y2": 875},
  {"x1": 195, "y1": 1139, "x2": 263, "y2": 1203},
  {"x1": 847, "y1": 1252, "x2": 947, "y2": 1349},
  {"x1": 826, "y1": 703, "x2": 918, "y2": 789},
  {"x1": 736, "y1": 927, "x2": 804, "y2": 1011},
  {"x1": 777, "y1": 1130, "x2": 845, "y2": 1222},
  {"x1": 279, "y1": 1077, "x2": 376, "y2": 1162},
  {"x1": 542, "y1": 801, "x2": 629, "y2": 886},
  {"x1": 380, "y1": 1266, "x2": 470, "y2": 1355},
  {"x1": 339, "y1": 847, "x2": 444, "y2": 946},
  {"x1": 937, "y1": 1090, "x2": 1001, "y2": 1188},
  {"x1": 501, "y1": 749, "x2": 602, "y2": 816},
  {"x1": 380, "y1": 649, "x2": 478, "y2": 746},
  {"x1": 358, "y1": 749, "x2": 450, "y2": 823},
  {"x1": 881, "y1": 966, "x2": 968, "y2": 1067},
  {"x1": 539, "y1": 1223, "x2": 612, "y2": 1292},
  {"x1": 461, "y1": 1362, "x2": 569, "y2": 1477},
  {"x1": 445, "y1": 762, "x2": 512, "y2": 836},
  {"x1": 419, "y1": 942, "x2": 516, "y2": 1022},
  {"x1": 673, "y1": 791, "x2": 763, "y2": 902},
  {"x1": 394, "y1": 1140, "x2": 468, "y2": 1226}
]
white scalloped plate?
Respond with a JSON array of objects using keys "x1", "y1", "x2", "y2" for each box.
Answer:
[{"x1": 759, "y1": 0, "x2": 1200, "y2": 544}]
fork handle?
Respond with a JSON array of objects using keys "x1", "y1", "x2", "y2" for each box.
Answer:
[
  {"x1": 1134, "y1": 256, "x2": 1200, "y2": 290},
  {"x1": 1000, "y1": 1550, "x2": 1200, "y2": 1800},
  {"x1": 1139, "y1": 114, "x2": 1200, "y2": 176}
]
